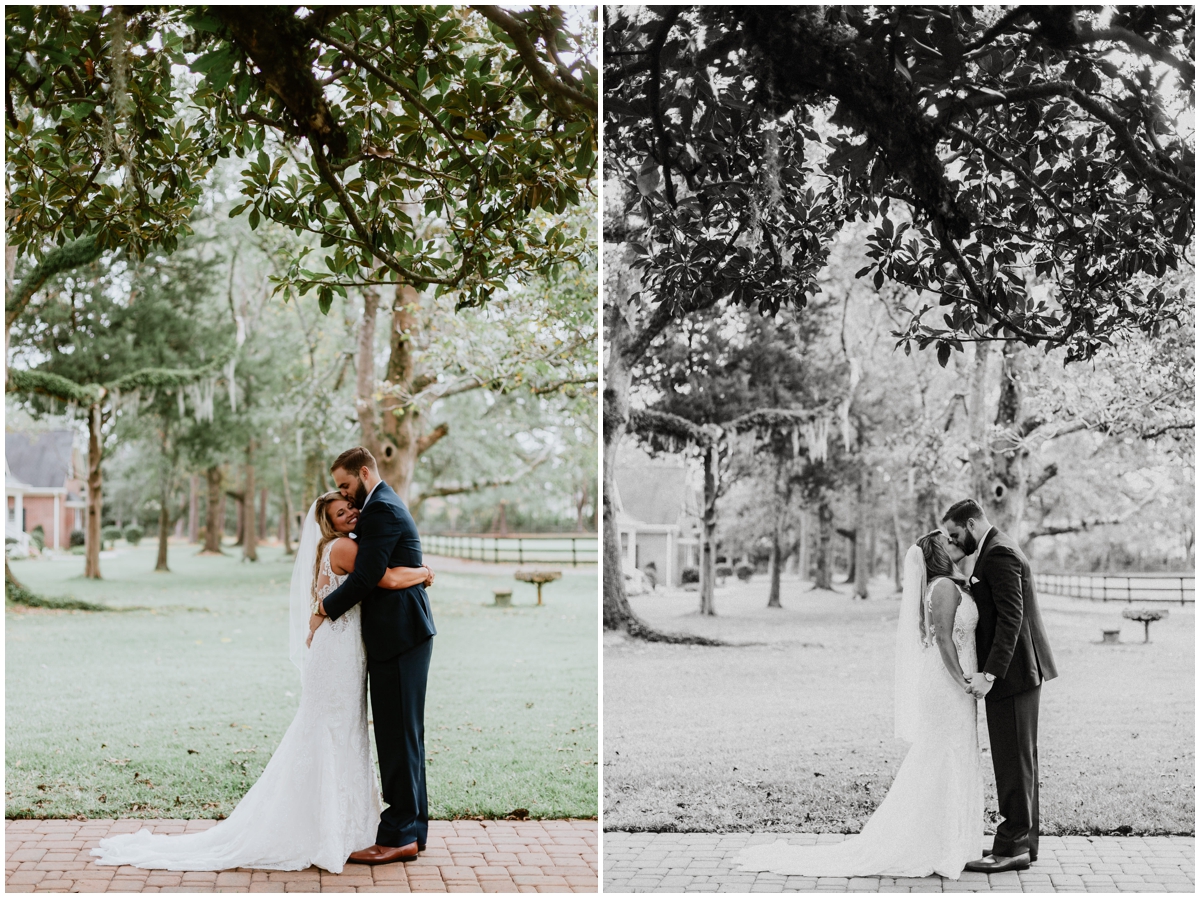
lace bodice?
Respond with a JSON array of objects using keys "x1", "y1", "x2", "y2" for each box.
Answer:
[
  {"x1": 923, "y1": 577, "x2": 979, "y2": 657},
  {"x1": 314, "y1": 541, "x2": 355, "y2": 633}
]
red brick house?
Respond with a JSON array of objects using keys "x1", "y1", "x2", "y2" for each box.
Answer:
[{"x1": 5, "y1": 430, "x2": 86, "y2": 550}]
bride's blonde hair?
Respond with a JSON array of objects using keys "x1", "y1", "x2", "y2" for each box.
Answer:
[{"x1": 312, "y1": 490, "x2": 349, "y2": 602}]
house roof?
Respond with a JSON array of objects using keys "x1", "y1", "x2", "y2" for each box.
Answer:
[
  {"x1": 6, "y1": 430, "x2": 76, "y2": 489},
  {"x1": 614, "y1": 445, "x2": 699, "y2": 527}
]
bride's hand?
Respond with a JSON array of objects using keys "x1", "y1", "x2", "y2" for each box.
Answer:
[
  {"x1": 423, "y1": 565, "x2": 435, "y2": 587},
  {"x1": 306, "y1": 612, "x2": 325, "y2": 647}
]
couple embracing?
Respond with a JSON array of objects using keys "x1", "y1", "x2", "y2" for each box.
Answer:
[
  {"x1": 93, "y1": 447, "x2": 436, "y2": 872},
  {"x1": 740, "y1": 499, "x2": 1058, "y2": 879}
]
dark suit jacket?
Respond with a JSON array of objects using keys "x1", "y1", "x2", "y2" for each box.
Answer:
[
  {"x1": 970, "y1": 527, "x2": 1057, "y2": 701},
  {"x1": 321, "y1": 480, "x2": 436, "y2": 660}
]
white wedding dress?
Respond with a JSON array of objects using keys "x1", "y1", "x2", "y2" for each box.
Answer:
[
  {"x1": 92, "y1": 541, "x2": 381, "y2": 873},
  {"x1": 737, "y1": 577, "x2": 984, "y2": 879}
]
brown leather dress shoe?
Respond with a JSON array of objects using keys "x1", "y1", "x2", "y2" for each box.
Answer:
[
  {"x1": 963, "y1": 852, "x2": 1031, "y2": 873},
  {"x1": 347, "y1": 842, "x2": 419, "y2": 864}
]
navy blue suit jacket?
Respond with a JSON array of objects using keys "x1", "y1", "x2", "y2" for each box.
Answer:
[
  {"x1": 321, "y1": 480, "x2": 436, "y2": 660},
  {"x1": 970, "y1": 527, "x2": 1057, "y2": 701}
]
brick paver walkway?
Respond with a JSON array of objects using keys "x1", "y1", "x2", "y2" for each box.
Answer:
[
  {"x1": 5, "y1": 818, "x2": 597, "y2": 892},
  {"x1": 604, "y1": 832, "x2": 1194, "y2": 892}
]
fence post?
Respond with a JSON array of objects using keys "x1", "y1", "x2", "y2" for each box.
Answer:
[
  {"x1": 518, "y1": 539, "x2": 524, "y2": 565},
  {"x1": 572, "y1": 538, "x2": 578, "y2": 568},
  {"x1": 1127, "y1": 576, "x2": 1132, "y2": 604}
]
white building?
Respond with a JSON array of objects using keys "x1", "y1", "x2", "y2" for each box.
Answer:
[{"x1": 613, "y1": 444, "x2": 701, "y2": 588}]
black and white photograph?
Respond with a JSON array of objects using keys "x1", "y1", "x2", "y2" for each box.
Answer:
[
  {"x1": 602, "y1": 5, "x2": 1194, "y2": 894},
  {"x1": 6, "y1": 5, "x2": 599, "y2": 893}
]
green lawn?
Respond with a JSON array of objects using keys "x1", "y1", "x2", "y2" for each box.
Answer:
[
  {"x1": 6, "y1": 543, "x2": 597, "y2": 821},
  {"x1": 605, "y1": 574, "x2": 1193, "y2": 836}
]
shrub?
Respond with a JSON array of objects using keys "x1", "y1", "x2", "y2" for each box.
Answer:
[
  {"x1": 101, "y1": 525, "x2": 123, "y2": 545},
  {"x1": 68, "y1": 529, "x2": 85, "y2": 548},
  {"x1": 735, "y1": 563, "x2": 754, "y2": 581},
  {"x1": 715, "y1": 564, "x2": 733, "y2": 582},
  {"x1": 681, "y1": 567, "x2": 700, "y2": 584},
  {"x1": 123, "y1": 525, "x2": 144, "y2": 546},
  {"x1": 29, "y1": 525, "x2": 45, "y2": 550}
]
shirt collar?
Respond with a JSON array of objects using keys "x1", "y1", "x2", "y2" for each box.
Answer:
[{"x1": 362, "y1": 479, "x2": 382, "y2": 508}]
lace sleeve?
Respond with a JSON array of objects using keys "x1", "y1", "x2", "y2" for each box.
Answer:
[{"x1": 313, "y1": 545, "x2": 336, "y2": 613}]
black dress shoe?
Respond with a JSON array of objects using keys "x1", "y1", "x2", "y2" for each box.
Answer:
[
  {"x1": 963, "y1": 852, "x2": 1031, "y2": 873},
  {"x1": 418, "y1": 842, "x2": 426, "y2": 852}
]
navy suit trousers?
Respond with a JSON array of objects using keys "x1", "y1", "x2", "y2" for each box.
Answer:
[{"x1": 368, "y1": 637, "x2": 433, "y2": 847}]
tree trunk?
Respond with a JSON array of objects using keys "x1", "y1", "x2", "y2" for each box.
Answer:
[
  {"x1": 188, "y1": 474, "x2": 199, "y2": 543},
  {"x1": 379, "y1": 285, "x2": 428, "y2": 501},
  {"x1": 767, "y1": 460, "x2": 785, "y2": 608},
  {"x1": 258, "y1": 486, "x2": 268, "y2": 541},
  {"x1": 354, "y1": 282, "x2": 385, "y2": 468},
  {"x1": 854, "y1": 469, "x2": 869, "y2": 599},
  {"x1": 155, "y1": 433, "x2": 172, "y2": 572},
  {"x1": 280, "y1": 453, "x2": 295, "y2": 555},
  {"x1": 84, "y1": 403, "x2": 103, "y2": 579},
  {"x1": 218, "y1": 489, "x2": 227, "y2": 541},
  {"x1": 986, "y1": 342, "x2": 1031, "y2": 538},
  {"x1": 601, "y1": 297, "x2": 648, "y2": 632},
  {"x1": 699, "y1": 444, "x2": 718, "y2": 616},
  {"x1": 797, "y1": 509, "x2": 808, "y2": 581},
  {"x1": 242, "y1": 440, "x2": 258, "y2": 562},
  {"x1": 767, "y1": 520, "x2": 783, "y2": 608},
  {"x1": 575, "y1": 477, "x2": 589, "y2": 532},
  {"x1": 203, "y1": 467, "x2": 224, "y2": 553},
  {"x1": 303, "y1": 452, "x2": 321, "y2": 512},
  {"x1": 155, "y1": 492, "x2": 171, "y2": 572},
  {"x1": 867, "y1": 518, "x2": 877, "y2": 577},
  {"x1": 813, "y1": 500, "x2": 834, "y2": 590},
  {"x1": 234, "y1": 492, "x2": 244, "y2": 545},
  {"x1": 967, "y1": 341, "x2": 993, "y2": 505},
  {"x1": 889, "y1": 482, "x2": 905, "y2": 591}
]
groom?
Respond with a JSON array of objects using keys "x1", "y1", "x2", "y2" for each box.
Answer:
[
  {"x1": 942, "y1": 499, "x2": 1057, "y2": 874},
  {"x1": 314, "y1": 446, "x2": 437, "y2": 864}
]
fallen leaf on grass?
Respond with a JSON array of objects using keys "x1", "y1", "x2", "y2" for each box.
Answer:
[
  {"x1": 105, "y1": 758, "x2": 131, "y2": 766},
  {"x1": 187, "y1": 749, "x2": 199, "y2": 754}
]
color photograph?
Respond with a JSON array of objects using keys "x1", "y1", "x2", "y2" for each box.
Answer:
[{"x1": 6, "y1": 5, "x2": 598, "y2": 893}]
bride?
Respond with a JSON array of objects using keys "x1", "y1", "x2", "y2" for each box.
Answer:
[
  {"x1": 92, "y1": 491, "x2": 434, "y2": 873},
  {"x1": 737, "y1": 530, "x2": 984, "y2": 879}
]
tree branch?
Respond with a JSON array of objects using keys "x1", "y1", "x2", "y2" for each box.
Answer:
[
  {"x1": 472, "y1": 6, "x2": 598, "y2": 117},
  {"x1": 412, "y1": 451, "x2": 550, "y2": 510},
  {"x1": 7, "y1": 236, "x2": 103, "y2": 329},
  {"x1": 948, "y1": 124, "x2": 1077, "y2": 235},
  {"x1": 308, "y1": 140, "x2": 462, "y2": 286},
  {"x1": 957, "y1": 81, "x2": 1193, "y2": 196},
  {"x1": 1025, "y1": 489, "x2": 1160, "y2": 541},
  {"x1": 1075, "y1": 27, "x2": 1195, "y2": 83},
  {"x1": 416, "y1": 422, "x2": 449, "y2": 456},
  {"x1": 529, "y1": 375, "x2": 598, "y2": 395}
]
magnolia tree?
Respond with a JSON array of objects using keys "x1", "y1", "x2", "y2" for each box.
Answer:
[
  {"x1": 603, "y1": 5, "x2": 1193, "y2": 635},
  {"x1": 7, "y1": 6, "x2": 598, "y2": 565}
]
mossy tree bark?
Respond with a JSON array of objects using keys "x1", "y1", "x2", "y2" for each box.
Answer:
[{"x1": 203, "y1": 467, "x2": 224, "y2": 553}]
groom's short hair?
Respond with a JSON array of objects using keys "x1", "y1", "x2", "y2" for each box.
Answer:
[
  {"x1": 331, "y1": 446, "x2": 378, "y2": 476},
  {"x1": 942, "y1": 499, "x2": 984, "y2": 527}
]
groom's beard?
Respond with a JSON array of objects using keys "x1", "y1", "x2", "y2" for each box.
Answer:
[
  {"x1": 353, "y1": 479, "x2": 369, "y2": 509},
  {"x1": 960, "y1": 530, "x2": 978, "y2": 555}
]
